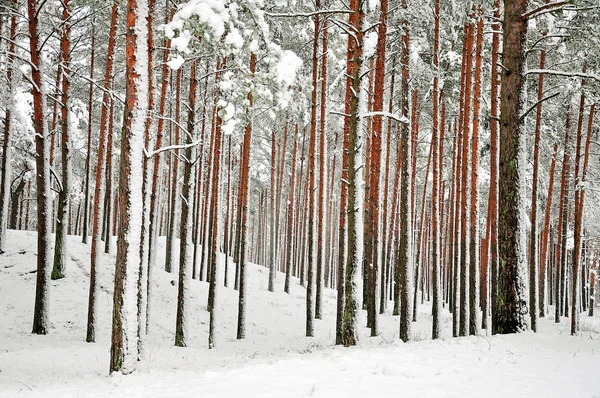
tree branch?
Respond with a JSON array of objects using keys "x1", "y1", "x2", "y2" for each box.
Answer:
[{"x1": 522, "y1": 1, "x2": 572, "y2": 20}]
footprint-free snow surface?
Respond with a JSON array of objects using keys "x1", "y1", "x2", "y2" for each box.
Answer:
[{"x1": 0, "y1": 230, "x2": 598, "y2": 397}]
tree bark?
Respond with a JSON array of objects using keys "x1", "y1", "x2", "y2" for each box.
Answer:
[
  {"x1": 495, "y1": 0, "x2": 530, "y2": 334},
  {"x1": 28, "y1": 0, "x2": 52, "y2": 335}
]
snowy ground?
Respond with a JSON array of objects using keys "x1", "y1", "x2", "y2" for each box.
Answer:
[{"x1": 0, "y1": 230, "x2": 599, "y2": 397}]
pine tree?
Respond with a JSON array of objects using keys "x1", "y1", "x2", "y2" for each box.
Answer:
[{"x1": 110, "y1": 0, "x2": 149, "y2": 374}]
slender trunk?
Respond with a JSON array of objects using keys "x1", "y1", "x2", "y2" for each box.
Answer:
[
  {"x1": 110, "y1": 0, "x2": 148, "y2": 372},
  {"x1": 469, "y1": 11, "x2": 483, "y2": 336},
  {"x1": 539, "y1": 143, "x2": 558, "y2": 317},
  {"x1": 82, "y1": 31, "x2": 96, "y2": 244},
  {"x1": 28, "y1": 0, "x2": 52, "y2": 335},
  {"x1": 459, "y1": 17, "x2": 474, "y2": 337},
  {"x1": 284, "y1": 129, "x2": 299, "y2": 293},
  {"x1": 87, "y1": 0, "x2": 120, "y2": 343},
  {"x1": 52, "y1": 0, "x2": 72, "y2": 280},
  {"x1": 316, "y1": 13, "x2": 329, "y2": 320},
  {"x1": 175, "y1": 60, "x2": 198, "y2": 347},
  {"x1": 431, "y1": 0, "x2": 441, "y2": 339},
  {"x1": 0, "y1": 6, "x2": 17, "y2": 253},
  {"x1": 398, "y1": 0, "x2": 413, "y2": 343},
  {"x1": 165, "y1": 69, "x2": 182, "y2": 273},
  {"x1": 236, "y1": 53, "x2": 257, "y2": 340},
  {"x1": 556, "y1": 112, "x2": 571, "y2": 323},
  {"x1": 489, "y1": 0, "x2": 501, "y2": 333}
]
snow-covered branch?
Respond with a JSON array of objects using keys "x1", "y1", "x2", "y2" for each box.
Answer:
[
  {"x1": 264, "y1": 9, "x2": 352, "y2": 18},
  {"x1": 525, "y1": 69, "x2": 600, "y2": 82},
  {"x1": 522, "y1": 1, "x2": 572, "y2": 20}
]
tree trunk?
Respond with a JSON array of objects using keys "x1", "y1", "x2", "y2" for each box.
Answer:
[
  {"x1": 495, "y1": 0, "x2": 530, "y2": 334},
  {"x1": 87, "y1": 0, "x2": 120, "y2": 343},
  {"x1": 28, "y1": 0, "x2": 52, "y2": 335},
  {"x1": 398, "y1": 0, "x2": 413, "y2": 343},
  {"x1": 0, "y1": 5, "x2": 17, "y2": 253},
  {"x1": 284, "y1": 129, "x2": 299, "y2": 294},
  {"x1": 236, "y1": 53, "x2": 257, "y2": 340},
  {"x1": 340, "y1": 0, "x2": 364, "y2": 347},
  {"x1": 431, "y1": 0, "x2": 441, "y2": 339},
  {"x1": 110, "y1": 0, "x2": 148, "y2": 373},
  {"x1": 52, "y1": 0, "x2": 72, "y2": 280},
  {"x1": 82, "y1": 29, "x2": 96, "y2": 245},
  {"x1": 539, "y1": 143, "x2": 558, "y2": 317},
  {"x1": 175, "y1": 60, "x2": 198, "y2": 347},
  {"x1": 469, "y1": 11, "x2": 483, "y2": 336},
  {"x1": 488, "y1": 0, "x2": 501, "y2": 333},
  {"x1": 556, "y1": 112, "x2": 571, "y2": 323},
  {"x1": 165, "y1": 69, "x2": 182, "y2": 274}
]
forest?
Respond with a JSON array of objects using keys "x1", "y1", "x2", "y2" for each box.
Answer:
[{"x1": 0, "y1": 0, "x2": 599, "y2": 395}]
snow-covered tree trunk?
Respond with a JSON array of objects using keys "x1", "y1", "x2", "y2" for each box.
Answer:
[
  {"x1": 110, "y1": 0, "x2": 148, "y2": 374},
  {"x1": 28, "y1": 0, "x2": 52, "y2": 335},
  {"x1": 341, "y1": 0, "x2": 364, "y2": 347},
  {"x1": 52, "y1": 0, "x2": 72, "y2": 280},
  {"x1": 87, "y1": 0, "x2": 120, "y2": 343},
  {"x1": 0, "y1": 6, "x2": 17, "y2": 254},
  {"x1": 236, "y1": 52, "x2": 257, "y2": 340},
  {"x1": 495, "y1": 0, "x2": 530, "y2": 334},
  {"x1": 398, "y1": 0, "x2": 413, "y2": 343},
  {"x1": 175, "y1": 60, "x2": 198, "y2": 347}
]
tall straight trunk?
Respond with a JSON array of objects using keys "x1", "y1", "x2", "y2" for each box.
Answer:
[
  {"x1": 430, "y1": 0, "x2": 441, "y2": 339},
  {"x1": 52, "y1": 0, "x2": 72, "y2": 280},
  {"x1": 365, "y1": 0, "x2": 388, "y2": 336},
  {"x1": 495, "y1": 0, "x2": 531, "y2": 334},
  {"x1": 87, "y1": 0, "x2": 120, "y2": 343},
  {"x1": 305, "y1": 0, "x2": 322, "y2": 337},
  {"x1": 110, "y1": 0, "x2": 148, "y2": 372},
  {"x1": 224, "y1": 136, "x2": 232, "y2": 287},
  {"x1": 237, "y1": 53, "x2": 257, "y2": 340},
  {"x1": 165, "y1": 69, "x2": 182, "y2": 273},
  {"x1": 268, "y1": 128, "x2": 277, "y2": 291},
  {"x1": 341, "y1": 0, "x2": 364, "y2": 347},
  {"x1": 556, "y1": 112, "x2": 571, "y2": 323},
  {"x1": 275, "y1": 122, "x2": 289, "y2": 275},
  {"x1": 0, "y1": 5, "x2": 17, "y2": 254},
  {"x1": 104, "y1": 98, "x2": 115, "y2": 254},
  {"x1": 82, "y1": 31, "x2": 96, "y2": 244},
  {"x1": 380, "y1": 59, "x2": 396, "y2": 314},
  {"x1": 459, "y1": 18, "x2": 474, "y2": 337},
  {"x1": 207, "y1": 59, "x2": 226, "y2": 313},
  {"x1": 413, "y1": 139, "x2": 432, "y2": 322},
  {"x1": 528, "y1": 26, "x2": 547, "y2": 331},
  {"x1": 147, "y1": 0, "x2": 173, "y2": 296},
  {"x1": 175, "y1": 60, "x2": 198, "y2": 347},
  {"x1": 589, "y1": 252, "x2": 596, "y2": 317},
  {"x1": 28, "y1": 0, "x2": 52, "y2": 335},
  {"x1": 316, "y1": 12, "x2": 329, "y2": 320},
  {"x1": 469, "y1": 12, "x2": 483, "y2": 336},
  {"x1": 192, "y1": 67, "x2": 210, "y2": 280},
  {"x1": 572, "y1": 98, "x2": 595, "y2": 334},
  {"x1": 284, "y1": 130, "x2": 299, "y2": 293},
  {"x1": 488, "y1": 0, "x2": 501, "y2": 332},
  {"x1": 207, "y1": 72, "x2": 224, "y2": 349},
  {"x1": 136, "y1": 0, "x2": 156, "y2": 343},
  {"x1": 398, "y1": 0, "x2": 413, "y2": 343},
  {"x1": 539, "y1": 143, "x2": 558, "y2": 317},
  {"x1": 335, "y1": 106, "x2": 349, "y2": 343}
]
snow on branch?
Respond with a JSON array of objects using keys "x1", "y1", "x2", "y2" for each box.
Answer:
[
  {"x1": 361, "y1": 111, "x2": 410, "y2": 124},
  {"x1": 264, "y1": 9, "x2": 352, "y2": 18},
  {"x1": 525, "y1": 69, "x2": 600, "y2": 82},
  {"x1": 144, "y1": 140, "x2": 203, "y2": 158},
  {"x1": 522, "y1": 1, "x2": 572, "y2": 20}
]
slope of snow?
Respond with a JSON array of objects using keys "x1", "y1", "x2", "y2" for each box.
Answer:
[{"x1": 0, "y1": 230, "x2": 599, "y2": 397}]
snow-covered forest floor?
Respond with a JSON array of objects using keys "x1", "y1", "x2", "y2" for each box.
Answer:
[{"x1": 0, "y1": 230, "x2": 599, "y2": 397}]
